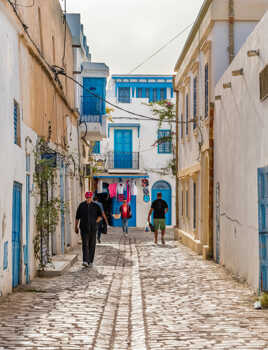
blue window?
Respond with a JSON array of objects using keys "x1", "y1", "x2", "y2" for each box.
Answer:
[
  {"x1": 137, "y1": 88, "x2": 143, "y2": 98},
  {"x1": 186, "y1": 94, "x2": 189, "y2": 135},
  {"x1": 181, "y1": 114, "x2": 184, "y2": 139},
  {"x1": 160, "y1": 88, "x2": 166, "y2": 101},
  {"x1": 158, "y1": 129, "x2": 172, "y2": 154},
  {"x1": 14, "y1": 101, "x2": 20, "y2": 145},
  {"x1": 3, "y1": 241, "x2": 8, "y2": 270},
  {"x1": 145, "y1": 88, "x2": 150, "y2": 99},
  {"x1": 205, "y1": 63, "x2": 209, "y2": 117},
  {"x1": 118, "y1": 87, "x2": 130, "y2": 103},
  {"x1": 193, "y1": 77, "x2": 197, "y2": 129},
  {"x1": 92, "y1": 141, "x2": 100, "y2": 154},
  {"x1": 82, "y1": 78, "x2": 106, "y2": 115},
  {"x1": 152, "y1": 88, "x2": 158, "y2": 102},
  {"x1": 193, "y1": 182, "x2": 197, "y2": 229}
]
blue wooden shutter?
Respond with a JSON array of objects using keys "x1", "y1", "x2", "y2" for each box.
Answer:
[
  {"x1": 193, "y1": 182, "x2": 196, "y2": 229},
  {"x1": 118, "y1": 87, "x2": 130, "y2": 103},
  {"x1": 205, "y1": 64, "x2": 209, "y2": 117},
  {"x1": 152, "y1": 88, "x2": 157, "y2": 102},
  {"x1": 137, "y1": 88, "x2": 142, "y2": 98},
  {"x1": 186, "y1": 94, "x2": 189, "y2": 135},
  {"x1": 14, "y1": 101, "x2": 18, "y2": 144},
  {"x1": 82, "y1": 78, "x2": 106, "y2": 116},
  {"x1": 193, "y1": 77, "x2": 197, "y2": 129},
  {"x1": 160, "y1": 88, "x2": 166, "y2": 100},
  {"x1": 158, "y1": 130, "x2": 171, "y2": 154},
  {"x1": 92, "y1": 141, "x2": 100, "y2": 154}
]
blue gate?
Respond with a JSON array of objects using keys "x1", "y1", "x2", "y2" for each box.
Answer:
[
  {"x1": 258, "y1": 166, "x2": 268, "y2": 291},
  {"x1": 60, "y1": 161, "x2": 65, "y2": 254},
  {"x1": 12, "y1": 182, "x2": 22, "y2": 288},
  {"x1": 112, "y1": 194, "x2": 136, "y2": 227},
  {"x1": 114, "y1": 130, "x2": 132, "y2": 169},
  {"x1": 151, "y1": 181, "x2": 172, "y2": 225}
]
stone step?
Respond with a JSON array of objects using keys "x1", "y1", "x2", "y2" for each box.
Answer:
[{"x1": 38, "y1": 254, "x2": 78, "y2": 277}]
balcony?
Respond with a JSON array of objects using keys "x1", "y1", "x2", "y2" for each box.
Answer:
[
  {"x1": 79, "y1": 96, "x2": 107, "y2": 140},
  {"x1": 107, "y1": 152, "x2": 140, "y2": 170}
]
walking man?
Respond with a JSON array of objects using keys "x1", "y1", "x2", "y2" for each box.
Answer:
[
  {"x1": 75, "y1": 192, "x2": 102, "y2": 267},
  {"x1": 94, "y1": 194, "x2": 109, "y2": 244},
  {"x1": 120, "y1": 199, "x2": 132, "y2": 236},
  {"x1": 148, "y1": 192, "x2": 168, "y2": 245}
]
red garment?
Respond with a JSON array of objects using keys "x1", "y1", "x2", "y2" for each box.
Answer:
[
  {"x1": 127, "y1": 181, "x2": 131, "y2": 203},
  {"x1": 108, "y1": 183, "x2": 117, "y2": 198},
  {"x1": 122, "y1": 205, "x2": 128, "y2": 218}
]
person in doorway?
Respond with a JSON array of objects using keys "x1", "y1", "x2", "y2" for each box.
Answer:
[
  {"x1": 75, "y1": 192, "x2": 102, "y2": 267},
  {"x1": 120, "y1": 199, "x2": 132, "y2": 236},
  {"x1": 148, "y1": 192, "x2": 168, "y2": 245},
  {"x1": 94, "y1": 194, "x2": 109, "y2": 244}
]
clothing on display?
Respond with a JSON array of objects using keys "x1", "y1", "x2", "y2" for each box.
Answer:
[
  {"x1": 131, "y1": 181, "x2": 138, "y2": 196},
  {"x1": 108, "y1": 183, "x2": 117, "y2": 198},
  {"x1": 117, "y1": 182, "x2": 125, "y2": 195},
  {"x1": 97, "y1": 179, "x2": 103, "y2": 193},
  {"x1": 126, "y1": 180, "x2": 131, "y2": 203}
]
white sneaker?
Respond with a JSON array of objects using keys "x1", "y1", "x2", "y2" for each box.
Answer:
[{"x1": 82, "y1": 262, "x2": 89, "y2": 267}]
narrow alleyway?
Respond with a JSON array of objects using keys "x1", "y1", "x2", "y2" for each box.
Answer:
[{"x1": 0, "y1": 229, "x2": 268, "y2": 350}]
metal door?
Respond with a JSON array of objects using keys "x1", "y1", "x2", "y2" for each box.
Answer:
[
  {"x1": 12, "y1": 182, "x2": 22, "y2": 288},
  {"x1": 25, "y1": 174, "x2": 30, "y2": 283},
  {"x1": 258, "y1": 166, "x2": 268, "y2": 291},
  {"x1": 151, "y1": 181, "x2": 172, "y2": 225},
  {"x1": 114, "y1": 130, "x2": 132, "y2": 168},
  {"x1": 60, "y1": 161, "x2": 65, "y2": 254},
  {"x1": 216, "y1": 182, "x2": 220, "y2": 264}
]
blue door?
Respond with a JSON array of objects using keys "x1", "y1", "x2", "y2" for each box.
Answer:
[
  {"x1": 12, "y1": 182, "x2": 22, "y2": 288},
  {"x1": 258, "y1": 166, "x2": 268, "y2": 291},
  {"x1": 112, "y1": 194, "x2": 137, "y2": 227},
  {"x1": 25, "y1": 174, "x2": 30, "y2": 283},
  {"x1": 151, "y1": 181, "x2": 172, "y2": 225},
  {"x1": 60, "y1": 162, "x2": 65, "y2": 254},
  {"x1": 114, "y1": 130, "x2": 132, "y2": 168}
]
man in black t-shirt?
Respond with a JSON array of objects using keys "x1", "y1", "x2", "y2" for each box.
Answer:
[
  {"x1": 148, "y1": 192, "x2": 168, "y2": 245},
  {"x1": 75, "y1": 191, "x2": 102, "y2": 267}
]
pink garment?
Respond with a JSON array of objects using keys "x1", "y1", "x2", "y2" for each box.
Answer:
[
  {"x1": 127, "y1": 181, "x2": 131, "y2": 203},
  {"x1": 109, "y1": 183, "x2": 117, "y2": 198}
]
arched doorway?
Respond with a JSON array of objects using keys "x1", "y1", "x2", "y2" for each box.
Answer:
[{"x1": 151, "y1": 181, "x2": 172, "y2": 225}]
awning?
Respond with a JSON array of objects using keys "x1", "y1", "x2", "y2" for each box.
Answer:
[{"x1": 94, "y1": 174, "x2": 149, "y2": 179}]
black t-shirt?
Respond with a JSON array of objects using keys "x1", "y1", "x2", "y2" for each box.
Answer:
[
  {"x1": 76, "y1": 201, "x2": 102, "y2": 233},
  {"x1": 151, "y1": 199, "x2": 168, "y2": 219}
]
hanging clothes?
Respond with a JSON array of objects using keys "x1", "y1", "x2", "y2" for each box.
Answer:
[
  {"x1": 97, "y1": 179, "x2": 103, "y2": 193},
  {"x1": 126, "y1": 181, "x2": 131, "y2": 203},
  {"x1": 117, "y1": 182, "x2": 125, "y2": 195},
  {"x1": 131, "y1": 181, "x2": 138, "y2": 196},
  {"x1": 109, "y1": 183, "x2": 117, "y2": 198}
]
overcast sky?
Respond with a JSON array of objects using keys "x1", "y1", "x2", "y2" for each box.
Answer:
[{"x1": 64, "y1": 0, "x2": 204, "y2": 75}]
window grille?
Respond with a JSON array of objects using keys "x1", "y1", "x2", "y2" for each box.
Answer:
[
  {"x1": 158, "y1": 129, "x2": 172, "y2": 154},
  {"x1": 118, "y1": 87, "x2": 131, "y2": 103}
]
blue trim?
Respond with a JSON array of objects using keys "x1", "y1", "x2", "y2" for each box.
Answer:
[
  {"x1": 94, "y1": 175, "x2": 149, "y2": 179},
  {"x1": 112, "y1": 76, "x2": 173, "y2": 81},
  {"x1": 158, "y1": 129, "x2": 172, "y2": 154},
  {"x1": 108, "y1": 123, "x2": 140, "y2": 138}
]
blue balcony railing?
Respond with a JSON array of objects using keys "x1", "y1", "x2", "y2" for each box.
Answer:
[
  {"x1": 108, "y1": 152, "x2": 139, "y2": 169},
  {"x1": 80, "y1": 114, "x2": 102, "y2": 124},
  {"x1": 81, "y1": 95, "x2": 104, "y2": 116}
]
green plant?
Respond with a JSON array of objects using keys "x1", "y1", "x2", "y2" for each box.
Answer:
[{"x1": 33, "y1": 139, "x2": 65, "y2": 269}]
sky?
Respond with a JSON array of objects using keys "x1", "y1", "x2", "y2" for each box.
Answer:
[{"x1": 63, "y1": 0, "x2": 204, "y2": 75}]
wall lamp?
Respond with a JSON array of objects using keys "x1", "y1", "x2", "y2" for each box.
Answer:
[
  {"x1": 223, "y1": 82, "x2": 232, "y2": 89},
  {"x1": 215, "y1": 95, "x2": 222, "y2": 101},
  {"x1": 232, "y1": 68, "x2": 244, "y2": 76},
  {"x1": 247, "y1": 50, "x2": 260, "y2": 57}
]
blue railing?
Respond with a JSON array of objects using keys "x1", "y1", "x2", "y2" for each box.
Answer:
[
  {"x1": 108, "y1": 152, "x2": 139, "y2": 169},
  {"x1": 80, "y1": 114, "x2": 102, "y2": 123}
]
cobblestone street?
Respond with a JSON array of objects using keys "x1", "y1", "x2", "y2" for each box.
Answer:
[{"x1": 0, "y1": 228, "x2": 268, "y2": 350}]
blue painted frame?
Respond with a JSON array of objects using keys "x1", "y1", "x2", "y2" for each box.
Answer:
[
  {"x1": 157, "y1": 129, "x2": 172, "y2": 154},
  {"x1": 151, "y1": 180, "x2": 172, "y2": 225},
  {"x1": 114, "y1": 129, "x2": 133, "y2": 169},
  {"x1": 12, "y1": 182, "x2": 22, "y2": 288},
  {"x1": 108, "y1": 123, "x2": 140, "y2": 138}
]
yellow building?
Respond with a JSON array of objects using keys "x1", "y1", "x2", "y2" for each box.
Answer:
[{"x1": 173, "y1": 0, "x2": 268, "y2": 259}]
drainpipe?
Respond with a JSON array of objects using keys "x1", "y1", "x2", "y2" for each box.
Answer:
[{"x1": 229, "y1": 0, "x2": 235, "y2": 64}]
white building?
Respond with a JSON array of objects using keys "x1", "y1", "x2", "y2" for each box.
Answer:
[
  {"x1": 174, "y1": 0, "x2": 268, "y2": 259},
  {"x1": 94, "y1": 75, "x2": 176, "y2": 229},
  {"x1": 214, "y1": 10, "x2": 268, "y2": 290}
]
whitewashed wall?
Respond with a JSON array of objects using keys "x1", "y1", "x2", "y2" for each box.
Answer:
[{"x1": 214, "y1": 11, "x2": 268, "y2": 290}]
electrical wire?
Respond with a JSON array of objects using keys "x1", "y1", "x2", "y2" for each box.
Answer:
[
  {"x1": 128, "y1": 22, "x2": 194, "y2": 74},
  {"x1": 6, "y1": 0, "x2": 193, "y2": 126}
]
